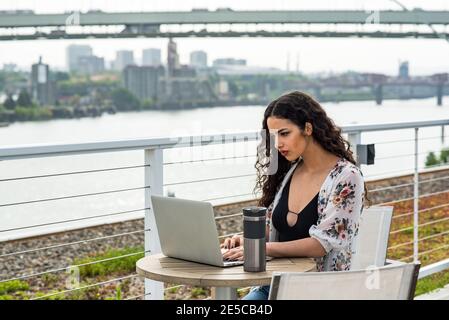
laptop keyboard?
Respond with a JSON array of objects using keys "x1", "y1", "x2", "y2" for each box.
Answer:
[{"x1": 223, "y1": 259, "x2": 244, "y2": 266}]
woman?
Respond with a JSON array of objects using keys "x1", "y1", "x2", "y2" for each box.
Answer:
[{"x1": 222, "y1": 91, "x2": 370, "y2": 300}]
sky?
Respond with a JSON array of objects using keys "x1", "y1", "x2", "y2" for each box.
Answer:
[{"x1": 1, "y1": 0, "x2": 449, "y2": 75}]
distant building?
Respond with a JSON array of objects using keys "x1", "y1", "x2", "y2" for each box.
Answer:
[
  {"x1": 2, "y1": 63, "x2": 17, "y2": 72},
  {"x1": 213, "y1": 65, "x2": 286, "y2": 76},
  {"x1": 142, "y1": 48, "x2": 161, "y2": 66},
  {"x1": 399, "y1": 61, "x2": 409, "y2": 79},
  {"x1": 167, "y1": 39, "x2": 180, "y2": 76},
  {"x1": 173, "y1": 65, "x2": 197, "y2": 78},
  {"x1": 114, "y1": 50, "x2": 135, "y2": 71},
  {"x1": 123, "y1": 65, "x2": 165, "y2": 101},
  {"x1": 216, "y1": 80, "x2": 229, "y2": 99},
  {"x1": 160, "y1": 78, "x2": 215, "y2": 104},
  {"x1": 212, "y1": 58, "x2": 246, "y2": 67},
  {"x1": 31, "y1": 56, "x2": 56, "y2": 105},
  {"x1": 190, "y1": 51, "x2": 208, "y2": 69},
  {"x1": 66, "y1": 45, "x2": 93, "y2": 72},
  {"x1": 77, "y1": 55, "x2": 105, "y2": 75}
]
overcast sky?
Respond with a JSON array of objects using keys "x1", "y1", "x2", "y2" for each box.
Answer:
[{"x1": 1, "y1": 0, "x2": 449, "y2": 75}]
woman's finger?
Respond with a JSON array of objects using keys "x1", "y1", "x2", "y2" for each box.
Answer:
[
  {"x1": 232, "y1": 235, "x2": 242, "y2": 247},
  {"x1": 227, "y1": 248, "x2": 244, "y2": 261},
  {"x1": 221, "y1": 238, "x2": 231, "y2": 249},
  {"x1": 222, "y1": 247, "x2": 240, "y2": 260}
]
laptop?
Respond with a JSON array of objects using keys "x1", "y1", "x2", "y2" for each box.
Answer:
[{"x1": 150, "y1": 195, "x2": 244, "y2": 267}]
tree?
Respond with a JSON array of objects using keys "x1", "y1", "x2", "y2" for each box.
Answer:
[
  {"x1": 425, "y1": 151, "x2": 440, "y2": 168},
  {"x1": 111, "y1": 88, "x2": 141, "y2": 111},
  {"x1": 3, "y1": 94, "x2": 16, "y2": 110},
  {"x1": 141, "y1": 99, "x2": 155, "y2": 110},
  {"x1": 440, "y1": 148, "x2": 449, "y2": 163},
  {"x1": 0, "y1": 72, "x2": 5, "y2": 92},
  {"x1": 17, "y1": 90, "x2": 32, "y2": 107},
  {"x1": 228, "y1": 80, "x2": 239, "y2": 98},
  {"x1": 53, "y1": 71, "x2": 70, "y2": 82}
]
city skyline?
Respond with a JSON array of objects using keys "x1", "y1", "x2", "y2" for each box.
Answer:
[{"x1": 2, "y1": 38, "x2": 446, "y2": 77}]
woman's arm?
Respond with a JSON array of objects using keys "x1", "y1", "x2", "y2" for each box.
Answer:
[{"x1": 266, "y1": 237, "x2": 326, "y2": 258}]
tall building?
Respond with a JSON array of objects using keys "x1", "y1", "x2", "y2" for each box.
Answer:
[
  {"x1": 167, "y1": 38, "x2": 180, "y2": 76},
  {"x1": 190, "y1": 50, "x2": 208, "y2": 69},
  {"x1": 123, "y1": 65, "x2": 164, "y2": 101},
  {"x1": 172, "y1": 65, "x2": 196, "y2": 78},
  {"x1": 142, "y1": 48, "x2": 161, "y2": 66},
  {"x1": 66, "y1": 44, "x2": 93, "y2": 72},
  {"x1": 114, "y1": 50, "x2": 135, "y2": 71},
  {"x1": 31, "y1": 57, "x2": 56, "y2": 105},
  {"x1": 399, "y1": 61, "x2": 409, "y2": 79},
  {"x1": 78, "y1": 55, "x2": 105, "y2": 75}
]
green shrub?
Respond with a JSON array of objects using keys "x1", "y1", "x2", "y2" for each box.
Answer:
[
  {"x1": 425, "y1": 151, "x2": 440, "y2": 167},
  {"x1": 190, "y1": 287, "x2": 207, "y2": 298},
  {"x1": 167, "y1": 286, "x2": 179, "y2": 294},
  {"x1": 0, "y1": 280, "x2": 29, "y2": 295},
  {"x1": 111, "y1": 88, "x2": 141, "y2": 111},
  {"x1": 41, "y1": 273, "x2": 59, "y2": 286},
  {"x1": 115, "y1": 284, "x2": 122, "y2": 300},
  {"x1": 440, "y1": 148, "x2": 449, "y2": 163},
  {"x1": 34, "y1": 290, "x2": 66, "y2": 300},
  {"x1": 74, "y1": 246, "x2": 144, "y2": 277},
  {"x1": 14, "y1": 106, "x2": 53, "y2": 121}
]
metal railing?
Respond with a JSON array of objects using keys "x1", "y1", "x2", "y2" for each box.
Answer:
[{"x1": 1, "y1": 119, "x2": 449, "y2": 299}]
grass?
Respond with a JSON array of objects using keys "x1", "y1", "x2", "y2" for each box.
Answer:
[
  {"x1": 0, "y1": 280, "x2": 29, "y2": 296},
  {"x1": 28, "y1": 246, "x2": 143, "y2": 300},
  {"x1": 0, "y1": 280, "x2": 30, "y2": 300},
  {"x1": 190, "y1": 287, "x2": 207, "y2": 298},
  {"x1": 73, "y1": 246, "x2": 144, "y2": 277},
  {"x1": 383, "y1": 190, "x2": 449, "y2": 297},
  {"x1": 167, "y1": 286, "x2": 179, "y2": 294},
  {"x1": 0, "y1": 246, "x2": 141, "y2": 300},
  {"x1": 415, "y1": 269, "x2": 449, "y2": 296},
  {"x1": 41, "y1": 273, "x2": 59, "y2": 286}
]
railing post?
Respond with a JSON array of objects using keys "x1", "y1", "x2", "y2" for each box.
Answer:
[
  {"x1": 442, "y1": 125, "x2": 445, "y2": 145},
  {"x1": 348, "y1": 131, "x2": 361, "y2": 168},
  {"x1": 413, "y1": 128, "x2": 420, "y2": 263},
  {"x1": 144, "y1": 148, "x2": 164, "y2": 300}
]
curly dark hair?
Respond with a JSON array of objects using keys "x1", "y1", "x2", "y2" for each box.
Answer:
[{"x1": 253, "y1": 91, "x2": 371, "y2": 209}]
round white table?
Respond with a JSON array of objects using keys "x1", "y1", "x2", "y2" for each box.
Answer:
[{"x1": 136, "y1": 253, "x2": 316, "y2": 299}]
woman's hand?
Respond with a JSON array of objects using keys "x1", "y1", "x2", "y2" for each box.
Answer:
[
  {"x1": 221, "y1": 234, "x2": 244, "y2": 261},
  {"x1": 222, "y1": 246, "x2": 244, "y2": 261},
  {"x1": 220, "y1": 234, "x2": 243, "y2": 249}
]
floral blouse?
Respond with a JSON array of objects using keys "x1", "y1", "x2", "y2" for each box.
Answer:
[{"x1": 267, "y1": 156, "x2": 365, "y2": 272}]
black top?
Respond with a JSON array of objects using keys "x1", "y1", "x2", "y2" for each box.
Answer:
[{"x1": 272, "y1": 174, "x2": 319, "y2": 242}]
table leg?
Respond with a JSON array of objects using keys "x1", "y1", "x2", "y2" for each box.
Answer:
[{"x1": 213, "y1": 287, "x2": 238, "y2": 300}]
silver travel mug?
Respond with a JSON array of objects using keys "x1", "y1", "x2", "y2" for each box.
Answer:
[{"x1": 243, "y1": 206, "x2": 267, "y2": 272}]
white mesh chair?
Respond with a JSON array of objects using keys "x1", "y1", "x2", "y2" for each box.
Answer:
[
  {"x1": 350, "y1": 205, "x2": 394, "y2": 270},
  {"x1": 269, "y1": 261, "x2": 420, "y2": 300}
]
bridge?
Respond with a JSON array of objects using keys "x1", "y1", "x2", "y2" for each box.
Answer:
[{"x1": 1, "y1": 9, "x2": 449, "y2": 41}]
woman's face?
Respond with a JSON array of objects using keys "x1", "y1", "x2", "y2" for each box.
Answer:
[{"x1": 266, "y1": 116, "x2": 310, "y2": 161}]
